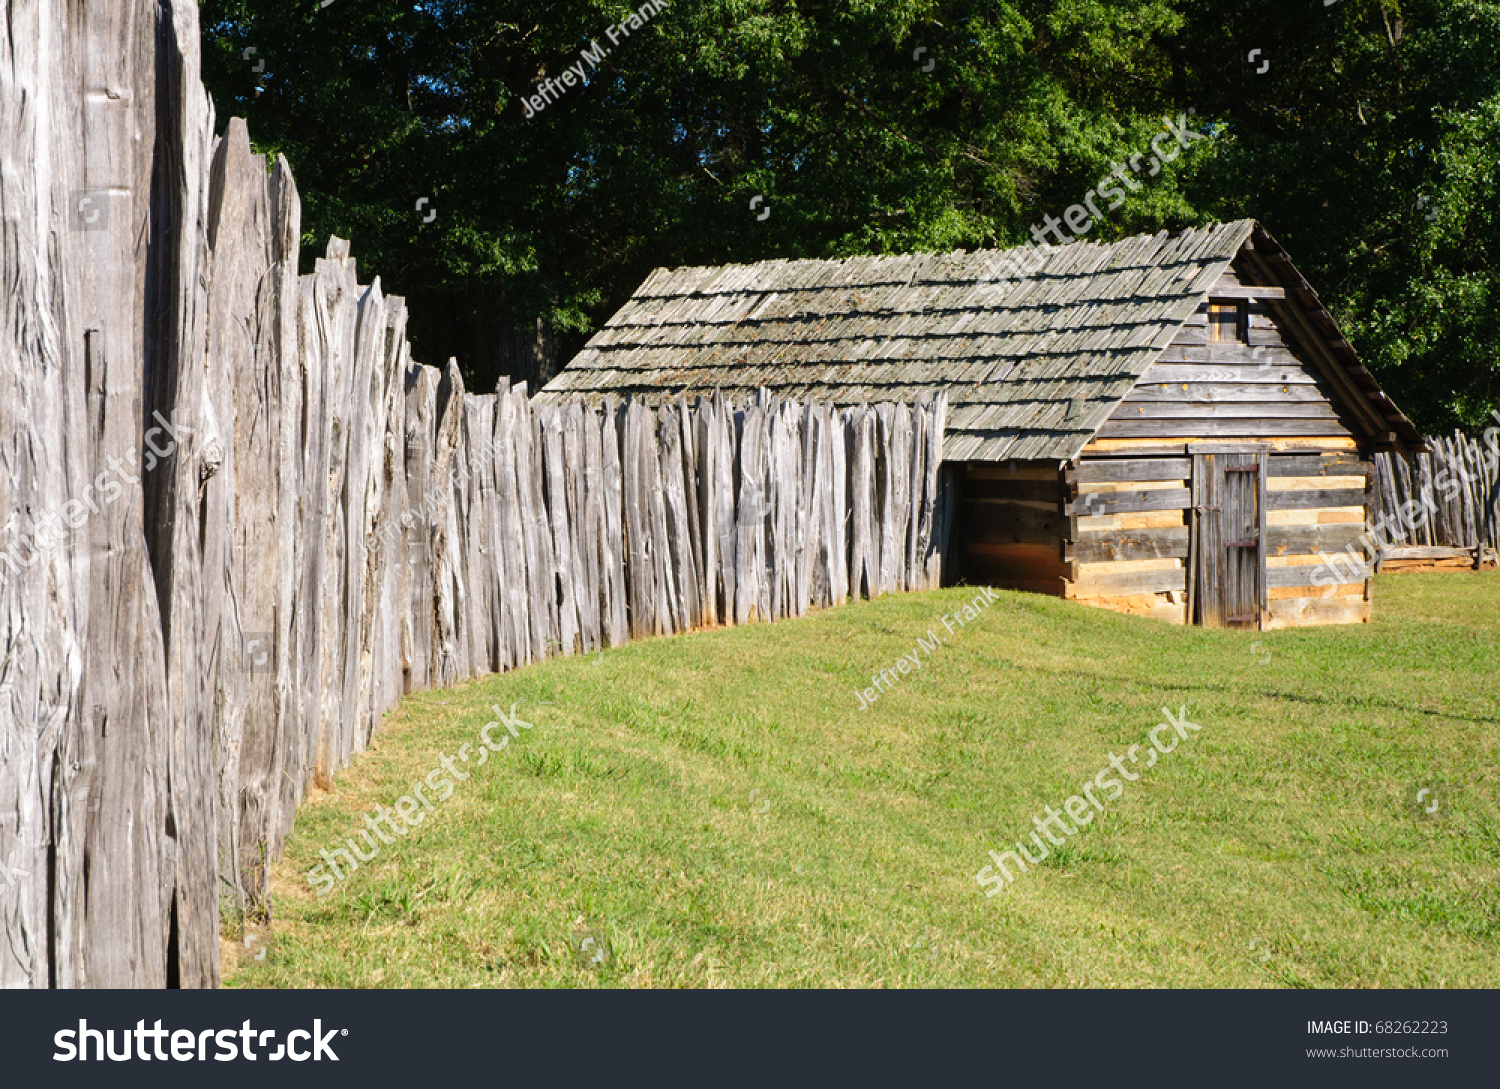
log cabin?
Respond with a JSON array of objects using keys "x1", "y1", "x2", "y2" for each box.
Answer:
[{"x1": 536, "y1": 219, "x2": 1424, "y2": 628}]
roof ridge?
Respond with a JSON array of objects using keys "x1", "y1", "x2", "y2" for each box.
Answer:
[{"x1": 639, "y1": 219, "x2": 1260, "y2": 283}]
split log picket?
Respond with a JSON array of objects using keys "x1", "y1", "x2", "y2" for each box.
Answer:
[
  {"x1": 0, "y1": 6, "x2": 950, "y2": 989},
  {"x1": 1373, "y1": 431, "x2": 1500, "y2": 563}
]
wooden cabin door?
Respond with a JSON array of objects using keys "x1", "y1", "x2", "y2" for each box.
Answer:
[{"x1": 1190, "y1": 447, "x2": 1268, "y2": 628}]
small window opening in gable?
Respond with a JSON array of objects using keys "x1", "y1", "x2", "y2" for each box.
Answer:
[{"x1": 1208, "y1": 301, "x2": 1245, "y2": 343}]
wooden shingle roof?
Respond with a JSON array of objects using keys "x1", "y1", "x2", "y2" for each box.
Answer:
[{"x1": 537, "y1": 220, "x2": 1260, "y2": 461}]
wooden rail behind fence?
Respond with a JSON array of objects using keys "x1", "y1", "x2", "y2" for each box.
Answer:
[{"x1": 1, "y1": 17, "x2": 948, "y2": 988}]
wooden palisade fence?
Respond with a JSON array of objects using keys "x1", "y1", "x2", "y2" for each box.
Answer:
[
  {"x1": 0, "y1": 1, "x2": 947, "y2": 988},
  {"x1": 1372, "y1": 431, "x2": 1499, "y2": 570}
]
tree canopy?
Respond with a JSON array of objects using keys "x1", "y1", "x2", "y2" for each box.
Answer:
[{"x1": 199, "y1": 0, "x2": 1500, "y2": 432}]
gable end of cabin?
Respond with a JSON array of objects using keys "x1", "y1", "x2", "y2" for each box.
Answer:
[{"x1": 1058, "y1": 244, "x2": 1381, "y2": 628}]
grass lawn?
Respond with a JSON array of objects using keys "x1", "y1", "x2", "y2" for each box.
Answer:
[{"x1": 225, "y1": 572, "x2": 1500, "y2": 988}]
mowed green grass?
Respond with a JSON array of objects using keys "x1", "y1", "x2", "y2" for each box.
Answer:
[{"x1": 226, "y1": 573, "x2": 1500, "y2": 988}]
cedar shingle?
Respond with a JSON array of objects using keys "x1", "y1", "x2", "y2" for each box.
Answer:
[{"x1": 538, "y1": 220, "x2": 1258, "y2": 460}]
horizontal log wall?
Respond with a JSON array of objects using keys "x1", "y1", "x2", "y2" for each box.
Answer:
[
  {"x1": 1097, "y1": 310, "x2": 1360, "y2": 442},
  {"x1": 1066, "y1": 449, "x2": 1374, "y2": 627},
  {"x1": 0, "y1": 2, "x2": 947, "y2": 989},
  {"x1": 1065, "y1": 460, "x2": 1191, "y2": 623},
  {"x1": 1262, "y1": 450, "x2": 1373, "y2": 629}
]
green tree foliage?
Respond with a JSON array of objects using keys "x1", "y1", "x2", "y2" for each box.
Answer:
[{"x1": 199, "y1": 0, "x2": 1499, "y2": 431}]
